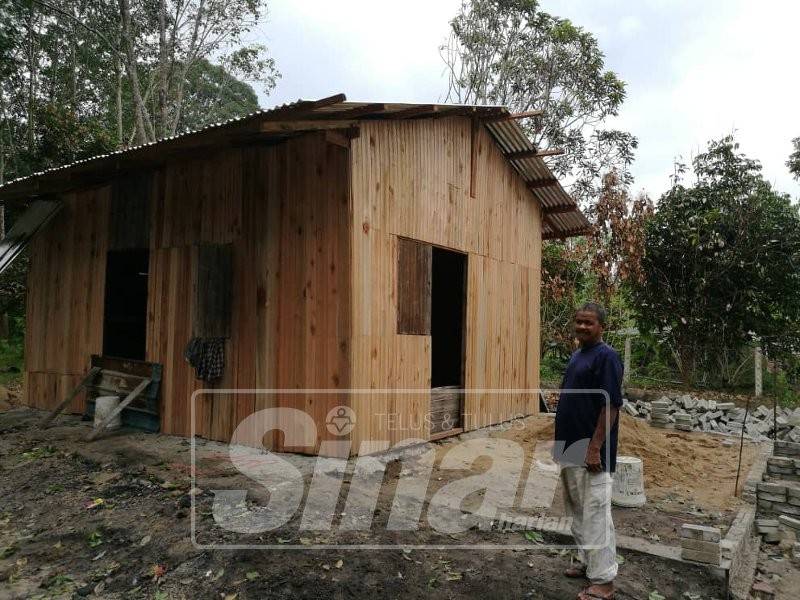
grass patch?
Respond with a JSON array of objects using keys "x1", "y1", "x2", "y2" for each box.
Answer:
[{"x1": 0, "y1": 336, "x2": 24, "y2": 386}]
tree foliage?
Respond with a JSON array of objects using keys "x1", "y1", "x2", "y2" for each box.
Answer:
[
  {"x1": 789, "y1": 136, "x2": 800, "y2": 181},
  {"x1": 441, "y1": 0, "x2": 637, "y2": 204},
  {"x1": 589, "y1": 171, "x2": 652, "y2": 304},
  {"x1": 632, "y1": 136, "x2": 800, "y2": 385}
]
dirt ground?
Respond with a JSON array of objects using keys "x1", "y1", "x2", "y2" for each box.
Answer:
[{"x1": 0, "y1": 407, "x2": 734, "y2": 600}]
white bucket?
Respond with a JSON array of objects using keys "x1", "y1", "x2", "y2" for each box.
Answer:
[
  {"x1": 94, "y1": 396, "x2": 122, "y2": 431},
  {"x1": 612, "y1": 456, "x2": 646, "y2": 507}
]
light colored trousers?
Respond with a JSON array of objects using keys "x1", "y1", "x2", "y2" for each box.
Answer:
[{"x1": 560, "y1": 466, "x2": 618, "y2": 584}]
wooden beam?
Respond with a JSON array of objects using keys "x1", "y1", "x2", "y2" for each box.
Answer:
[
  {"x1": 506, "y1": 147, "x2": 565, "y2": 161},
  {"x1": 261, "y1": 93, "x2": 347, "y2": 121},
  {"x1": 326, "y1": 103, "x2": 386, "y2": 119},
  {"x1": 527, "y1": 178, "x2": 558, "y2": 190},
  {"x1": 260, "y1": 120, "x2": 358, "y2": 133},
  {"x1": 389, "y1": 105, "x2": 440, "y2": 119},
  {"x1": 541, "y1": 204, "x2": 578, "y2": 215},
  {"x1": 86, "y1": 378, "x2": 151, "y2": 441},
  {"x1": 509, "y1": 109, "x2": 544, "y2": 119},
  {"x1": 39, "y1": 367, "x2": 101, "y2": 428}
]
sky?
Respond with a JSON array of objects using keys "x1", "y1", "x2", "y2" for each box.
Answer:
[{"x1": 252, "y1": 0, "x2": 800, "y2": 201}]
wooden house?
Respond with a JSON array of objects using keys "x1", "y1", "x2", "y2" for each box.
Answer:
[{"x1": 0, "y1": 94, "x2": 590, "y2": 454}]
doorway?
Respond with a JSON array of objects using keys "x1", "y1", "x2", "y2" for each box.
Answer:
[
  {"x1": 102, "y1": 249, "x2": 149, "y2": 360},
  {"x1": 430, "y1": 246, "x2": 466, "y2": 435}
]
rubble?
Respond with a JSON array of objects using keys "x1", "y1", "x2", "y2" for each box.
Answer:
[{"x1": 623, "y1": 394, "x2": 800, "y2": 443}]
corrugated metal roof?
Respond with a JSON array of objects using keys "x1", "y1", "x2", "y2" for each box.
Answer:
[{"x1": 0, "y1": 93, "x2": 589, "y2": 239}]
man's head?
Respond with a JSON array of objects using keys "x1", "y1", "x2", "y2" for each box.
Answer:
[{"x1": 574, "y1": 302, "x2": 606, "y2": 347}]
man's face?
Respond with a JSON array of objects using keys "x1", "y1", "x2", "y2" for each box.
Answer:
[{"x1": 574, "y1": 310, "x2": 603, "y2": 346}]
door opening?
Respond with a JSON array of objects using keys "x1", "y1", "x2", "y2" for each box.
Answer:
[
  {"x1": 430, "y1": 246, "x2": 466, "y2": 435},
  {"x1": 103, "y1": 249, "x2": 149, "y2": 360}
]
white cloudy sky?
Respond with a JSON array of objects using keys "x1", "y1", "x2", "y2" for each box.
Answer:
[{"x1": 252, "y1": 0, "x2": 800, "y2": 200}]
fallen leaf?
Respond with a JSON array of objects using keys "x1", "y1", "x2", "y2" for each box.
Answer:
[
  {"x1": 649, "y1": 592, "x2": 666, "y2": 600},
  {"x1": 245, "y1": 571, "x2": 259, "y2": 581},
  {"x1": 223, "y1": 594, "x2": 238, "y2": 600},
  {"x1": 151, "y1": 564, "x2": 167, "y2": 581},
  {"x1": 335, "y1": 559, "x2": 343, "y2": 569},
  {"x1": 322, "y1": 564, "x2": 331, "y2": 571},
  {"x1": 85, "y1": 498, "x2": 105, "y2": 510},
  {"x1": 615, "y1": 554, "x2": 625, "y2": 565},
  {"x1": 138, "y1": 535, "x2": 151, "y2": 547}
]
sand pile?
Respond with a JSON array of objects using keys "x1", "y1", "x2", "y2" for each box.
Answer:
[{"x1": 500, "y1": 413, "x2": 757, "y2": 509}]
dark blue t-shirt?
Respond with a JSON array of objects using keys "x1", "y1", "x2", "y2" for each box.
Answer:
[{"x1": 553, "y1": 341, "x2": 623, "y2": 472}]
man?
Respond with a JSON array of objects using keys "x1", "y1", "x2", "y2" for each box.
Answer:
[{"x1": 553, "y1": 302, "x2": 623, "y2": 600}]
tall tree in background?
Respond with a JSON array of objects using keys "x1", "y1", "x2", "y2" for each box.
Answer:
[
  {"x1": 632, "y1": 136, "x2": 800, "y2": 386},
  {"x1": 789, "y1": 137, "x2": 800, "y2": 181},
  {"x1": 441, "y1": 0, "x2": 637, "y2": 204},
  {"x1": 0, "y1": 0, "x2": 278, "y2": 339}
]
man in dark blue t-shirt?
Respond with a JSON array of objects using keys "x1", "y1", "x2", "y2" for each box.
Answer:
[{"x1": 554, "y1": 302, "x2": 623, "y2": 600}]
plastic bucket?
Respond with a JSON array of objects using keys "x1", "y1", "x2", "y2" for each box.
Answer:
[
  {"x1": 612, "y1": 456, "x2": 646, "y2": 507},
  {"x1": 94, "y1": 395, "x2": 122, "y2": 431}
]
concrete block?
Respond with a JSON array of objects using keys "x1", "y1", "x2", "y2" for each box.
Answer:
[
  {"x1": 786, "y1": 486, "x2": 800, "y2": 499},
  {"x1": 681, "y1": 537, "x2": 721, "y2": 553},
  {"x1": 717, "y1": 402, "x2": 735, "y2": 410},
  {"x1": 681, "y1": 547, "x2": 720, "y2": 565},
  {"x1": 756, "y1": 518, "x2": 780, "y2": 528},
  {"x1": 681, "y1": 523, "x2": 721, "y2": 542},
  {"x1": 759, "y1": 492, "x2": 788, "y2": 502},
  {"x1": 758, "y1": 482, "x2": 787, "y2": 495},
  {"x1": 762, "y1": 531, "x2": 782, "y2": 543},
  {"x1": 774, "y1": 503, "x2": 800, "y2": 517}
]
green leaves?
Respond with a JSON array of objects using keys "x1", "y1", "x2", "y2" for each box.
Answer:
[{"x1": 632, "y1": 135, "x2": 800, "y2": 385}]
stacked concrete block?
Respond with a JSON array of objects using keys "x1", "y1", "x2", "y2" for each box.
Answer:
[
  {"x1": 766, "y1": 456, "x2": 800, "y2": 482},
  {"x1": 674, "y1": 412, "x2": 694, "y2": 432},
  {"x1": 756, "y1": 518, "x2": 781, "y2": 543},
  {"x1": 775, "y1": 440, "x2": 800, "y2": 459},
  {"x1": 778, "y1": 515, "x2": 800, "y2": 547},
  {"x1": 624, "y1": 394, "x2": 800, "y2": 442},
  {"x1": 648, "y1": 399, "x2": 673, "y2": 429},
  {"x1": 757, "y1": 482, "x2": 800, "y2": 518},
  {"x1": 681, "y1": 524, "x2": 722, "y2": 565}
]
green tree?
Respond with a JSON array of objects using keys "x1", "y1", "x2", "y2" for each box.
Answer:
[
  {"x1": 441, "y1": 0, "x2": 636, "y2": 203},
  {"x1": 789, "y1": 137, "x2": 800, "y2": 181},
  {"x1": 632, "y1": 136, "x2": 800, "y2": 386}
]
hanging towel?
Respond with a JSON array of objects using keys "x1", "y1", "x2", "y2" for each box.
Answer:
[{"x1": 184, "y1": 337, "x2": 226, "y2": 383}]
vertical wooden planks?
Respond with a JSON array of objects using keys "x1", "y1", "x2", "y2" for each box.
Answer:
[{"x1": 349, "y1": 116, "x2": 544, "y2": 446}]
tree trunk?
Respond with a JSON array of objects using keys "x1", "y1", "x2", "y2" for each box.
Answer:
[
  {"x1": 26, "y1": 0, "x2": 37, "y2": 153},
  {"x1": 117, "y1": 0, "x2": 155, "y2": 144},
  {"x1": 169, "y1": 0, "x2": 205, "y2": 136},
  {"x1": 157, "y1": 0, "x2": 168, "y2": 139},
  {"x1": 0, "y1": 195, "x2": 7, "y2": 340}
]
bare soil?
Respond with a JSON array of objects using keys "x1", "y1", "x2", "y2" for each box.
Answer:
[{"x1": 0, "y1": 407, "x2": 731, "y2": 600}]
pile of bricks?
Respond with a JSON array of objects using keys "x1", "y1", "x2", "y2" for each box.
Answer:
[
  {"x1": 775, "y1": 440, "x2": 800, "y2": 459},
  {"x1": 680, "y1": 524, "x2": 721, "y2": 565},
  {"x1": 756, "y1": 518, "x2": 781, "y2": 542},
  {"x1": 756, "y1": 482, "x2": 800, "y2": 518},
  {"x1": 778, "y1": 515, "x2": 800, "y2": 540},
  {"x1": 674, "y1": 412, "x2": 694, "y2": 432},
  {"x1": 648, "y1": 399, "x2": 672, "y2": 428},
  {"x1": 625, "y1": 395, "x2": 800, "y2": 442},
  {"x1": 766, "y1": 456, "x2": 800, "y2": 481}
]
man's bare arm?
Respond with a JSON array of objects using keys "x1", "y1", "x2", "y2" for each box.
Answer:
[{"x1": 585, "y1": 406, "x2": 619, "y2": 472}]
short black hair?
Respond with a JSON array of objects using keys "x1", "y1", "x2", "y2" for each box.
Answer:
[{"x1": 577, "y1": 302, "x2": 607, "y2": 326}]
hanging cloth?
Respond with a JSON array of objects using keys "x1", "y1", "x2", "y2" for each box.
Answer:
[{"x1": 184, "y1": 337, "x2": 226, "y2": 383}]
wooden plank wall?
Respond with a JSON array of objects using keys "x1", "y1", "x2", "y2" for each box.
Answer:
[
  {"x1": 349, "y1": 118, "x2": 542, "y2": 449},
  {"x1": 146, "y1": 133, "x2": 351, "y2": 451},
  {"x1": 24, "y1": 187, "x2": 110, "y2": 413},
  {"x1": 24, "y1": 133, "x2": 351, "y2": 455}
]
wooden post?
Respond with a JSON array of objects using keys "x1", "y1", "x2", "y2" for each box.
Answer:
[
  {"x1": 624, "y1": 336, "x2": 632, "y2": 383},
  {"x1": 754, "y1": 345, "x2": 762, "y2": 397}
]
